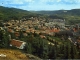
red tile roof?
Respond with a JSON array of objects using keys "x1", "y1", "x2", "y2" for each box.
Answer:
[
  {"x1": 15, "y1": 32, "x2": 20, "y2": 37},
  {"x1": 50, "y1": 28, "x2": 60, "y2": 33},
  {"x1": 10, "y1": 39, "x2": 25, "y2": 48}
]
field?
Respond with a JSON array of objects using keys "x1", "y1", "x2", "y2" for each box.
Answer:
[{"x1": 0, "y1": 49, "x2": 29, "y2": 60}]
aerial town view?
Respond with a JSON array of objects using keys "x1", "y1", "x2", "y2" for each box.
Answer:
[{"x1": 0, "y1": 0, "x2": 80, "y2": 60}]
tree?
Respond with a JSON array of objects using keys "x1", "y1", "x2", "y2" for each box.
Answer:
[
  {"x1": 26, "y1": 43, "x2": 33, "y2": 54},
  {"x1": 70, "y1": 43, "x2": 78, "y2": 59},
  {"x1": 2, "y1": 31, "x2": 10, "y2": 48},
  {"x1": 61, "y1": 40, "x2": 72, "y2": 59},
  {"x1": 41, "y1": 39, "x2": 49, "y2": 59},
  {"x1": 0, "y1": 30, "x2": 4, "y2": 48}
]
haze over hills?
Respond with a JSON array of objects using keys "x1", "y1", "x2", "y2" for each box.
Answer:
[
  {"x1": 1, "y1": 6, "x2": 80, "y2": 16},
  {"x1": 0, "y1": 6, "x2": 80, "y2": 16}
]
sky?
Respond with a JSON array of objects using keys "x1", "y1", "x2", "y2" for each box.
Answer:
[{"x1": 0, "y1": 0, "x2": 80, "y2": 11}]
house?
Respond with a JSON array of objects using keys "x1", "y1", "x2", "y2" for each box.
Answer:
[
  {"x1": 10, "y1": 39, "x2": 26, "y2": 49},
  {"x1": 14, "y1": 32, "x2": 20, "y2": 37},
  {"x1": 50, "y1": 28, "x2": 60, "y2": 33}
]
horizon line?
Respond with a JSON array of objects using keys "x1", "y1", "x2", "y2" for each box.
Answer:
[{"x1": 1, "y1": 5, "x2": 80, "y2": 11}]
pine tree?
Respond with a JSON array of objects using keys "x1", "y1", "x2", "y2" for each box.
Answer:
[
  {"x1": 62, "y1": 40, "x2": 72, "y2": 59},
  {"x1": 70, "y1": 43, "x2": 78, "y2": 59},
  {"x1": 2, "y1": 32, "x2": 10, "y2": 48},
  {"x1": 0, "y1": 30, "x2": 4, "y2": 48},
  {"x1": 26, "y1": 43, "x2": 32, "y2": 54}
]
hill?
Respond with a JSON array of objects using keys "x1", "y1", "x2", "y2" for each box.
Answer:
[
  {"x1": 33, "y1": 9, "x2": 80, "y2": 15},
  {"x1": 32, "y1": 9, "x2": 80, "y2": 25},
  {"x1": 0, "y1": 6, "x2": 80, "y2": 24},
  {"x1": 0, "y1": 6, "x2": 40, "y2": 21}
]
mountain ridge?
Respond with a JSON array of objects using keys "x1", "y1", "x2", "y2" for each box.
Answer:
[{"x1": 31, "y1": 9, "x2": 80, "y2": 15}]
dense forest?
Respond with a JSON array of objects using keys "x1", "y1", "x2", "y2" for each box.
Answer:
[{"x1": 0, "y1": 28, "x2": 80, "y2": 59}]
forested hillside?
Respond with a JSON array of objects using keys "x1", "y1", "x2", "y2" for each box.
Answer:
[
  {"x1": 33, "y1": 9, "x2": 80, "y2": 25},
  {"x1": 0, "y1": 6, "x2": 40, "y2": 21},
  {"x1": 33, "y1": 9, "x2": 80, "y2": 15}
]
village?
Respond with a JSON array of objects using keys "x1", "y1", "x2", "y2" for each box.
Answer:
[
  {"x1": 0, "y1": 17, "x2": 80, "y2": 49},
  {"x1": 0, "y1": 16, "x2": 80, "y2": 59}
]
